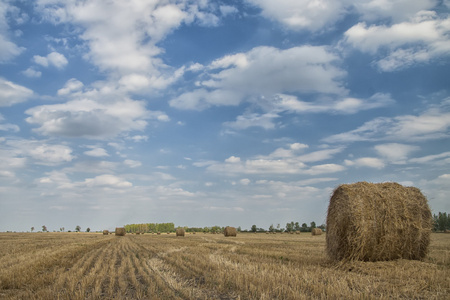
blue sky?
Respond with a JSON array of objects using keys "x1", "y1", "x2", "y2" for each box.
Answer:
[{"x1": 1, "y1": 0, "x2": 449, "y2": 232}]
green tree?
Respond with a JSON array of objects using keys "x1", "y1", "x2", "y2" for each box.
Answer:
[
  {"x1": 31, "y1": 227, "x2": 34, "y2": 232},
  {"x1": 42, "y1": 225, "x2": 47, "y2": 232},
  {"x1": 86, "y1": 227, "x2": 90, "y2": 233},
  {"x1": 269, "y1": 224, "x2": 274, "y2": 232},
  {"x1": 286, "y1": 222, "x2": 294, "y2": 232},
  {"x1": 301, "y1": 223, "x2": 308, "y2": 232},
  {"x1": 75, "y1": 225, "x2": 81, "y2": 232},
  {"x1": 310, "y1": 221, "x2": 316, "y2": 229},
  {"x1": 251, "y1": 225, "x2": 257, "y2": 232},
  {"x1": 294, "y1": 222, "x2": 301, "y2": 232}
]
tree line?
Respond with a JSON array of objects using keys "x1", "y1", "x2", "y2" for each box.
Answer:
[{"x1": 433, "y1": 212, "x2": 450, "y2": 232}]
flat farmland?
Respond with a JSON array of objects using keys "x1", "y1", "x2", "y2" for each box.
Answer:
[{"x1": 0, "y1": 232, "x2": 449, "y2": 299}]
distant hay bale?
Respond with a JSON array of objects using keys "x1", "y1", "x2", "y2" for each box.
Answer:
[
  {"x1": 115, "y1": 227, "x2": 126, "y2": 236},
  {"x1": 103, "y1": 230, "x2": 109, "y2": 235},
  {"x1": 326, "y1": 182, "x2": 432, "y2": 261},
  {"x1": 224, "y1": 226, "x2": 237, "y2": 237},
  {"x1": 445, "y1": 229, "x2": 450, "y2": 233},
  {"x1": 311, "y1": 228, "x2": 322, "y2": 236},
  {"x1": 157, "y1": 232, "x2": 161, "y2": 235},
  {"x1": 295, "y1": 231, "x2": 300, "y2": 234},
  {"x1": 176, "y1": 228, "x2": 185, "y2": 237}
]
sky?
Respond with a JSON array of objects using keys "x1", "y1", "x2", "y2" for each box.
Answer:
[{"x1": 0, "y1": 0, "x2": 449, "y2": 232}]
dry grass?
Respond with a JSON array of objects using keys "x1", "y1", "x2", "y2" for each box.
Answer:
[
  {"x1": 115, "y1": 227, "x2": 126, "y2": 236},
  {"x1": 0, "y1": 232, "x2": 448, "y2": 299},
  {"x1": 327, "y1": 182, "x2": 432, "y2": 261}
]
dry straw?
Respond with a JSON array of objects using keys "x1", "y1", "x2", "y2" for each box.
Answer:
[
  {"x1": 115, "y1": 227, "x2": 126, "y2": 236},
  {"x1": 311, "y1": 228, "x2": 322, "y2": 236},
  {"x1": 176, "y1": 228, "x2": 185, "y2": 237},
  {"x1": 326, "y1": 182, "x2": 432, "y2": 261},
  {"x1": 224, "y1": 226, "x2": 237, "y2": 237},
  {"x1": 103, "y1": 230, "x2": 109, "y2": 235}
]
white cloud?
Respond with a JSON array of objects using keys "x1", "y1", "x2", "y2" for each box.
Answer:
[
  {"x1": 240, "y1": 178, "x2": 251, "y2": 185},
  {"x1": 35, "y1": 0, "x2": 222, "y2": 91},
  {"x1": 344, "y1": 11, "x2": 450, "y2": 71},
  {"x1": 246, "y1": 0, "x2": 346, "y2": 32},
  {"x1": 25, "y1": 97, "x2": 151, "y2": 139},
  {"x1": 83, "y1": 174, "x2": 132, "y2": 188},
  {"x1": 344, "y1": 157, "x2": 385, "y2": 169},
  {"x1": 84, "y1": 147, "x2": 109, "y2": 157},
  {"x1": 204, "y1": 144, "x2": 344, "y2": 176},
  {"x1": 224, "y1": 113, "x2": 279, "y2": 130},
  {"x1": 354, "y1": 0, "x2": 438, "y2": 22},
  {"x1": 374, "y1": 143, "x2": 419, "y2": 163},
  {"x1": 5, "y1": 139, "x2": 75, "y2": 166},
  {"x1": 22, "y1": 68, "x2": 42, "y2": 78},
  {"x1": 220, "y1": 5, "x2": 238, "y2": 17},
  {"x1": 57, "y1": 78, "x2": 84, "y2": 96},
  {"x1": 0, "y1": 1, "x2": 24, "y2": 62},
  {"x1": 324, "y1": 103, "x2": 450, "y2": 143},
  {"x1": 171, "y1": 45, "x2": 347, "y2": 110},
  {"x1": 33, "y1": 51, "x2": 68, "y2": 69},
  {"x1": 124, "y1": 159, "x2": 142, "y2": 168},
  {"x1": 410, "y1": 151, "x2": 450, "y2": 164},
  {"x1": 0, "y1": 78, "x2": 33, "y2": 107},
  {"x1": 273, "y1": 92, "x2": 394, "y2": 114}
]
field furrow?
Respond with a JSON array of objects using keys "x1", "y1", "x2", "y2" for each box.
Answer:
[{"x1": 0, "y1": 232, "x2": 449, "y2": 299}]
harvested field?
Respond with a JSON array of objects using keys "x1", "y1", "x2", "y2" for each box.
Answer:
[{"x1": 0, "y1": 232, "x2": 449, "y2": 299}]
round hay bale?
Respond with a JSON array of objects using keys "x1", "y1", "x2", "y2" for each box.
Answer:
[
  {"x1": 311, "y1": 228, "x2": 322, "y2": 236},
  {"x1": 326, "y1": 182, "x2": 432, "y2": 261},
  {"x1": 157, "y1": 232, "x2": 161, "y2": 235},
  {"x1": 103, "y1": 230, "x2": 109, "y2": 235},
  {"x1": 224, "y1": 226, "x2": 237, "y2": 237},
  {"x1": 176, "y1": 228, "x2": 185, "y2": 237},
  {"x1": 115, "y1": 227, "x2": 126, "y2": 236},
  {"x1": 295, "y1": 231, "x2": 300, "y2": 234}
]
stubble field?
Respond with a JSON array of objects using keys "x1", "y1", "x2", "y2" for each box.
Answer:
[{"x1": 0, "y1": 232, "x2": 449, "y2": 299}]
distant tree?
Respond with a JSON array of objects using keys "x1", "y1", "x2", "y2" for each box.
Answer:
[
  {"x1": 269, "y1": 224, "x2": 274, "y2": 232},
  {"x1": 310, "y1": 221, "x2": 316, "y2": 229},
  {"x1": 31, "y1": 227, "x2": 34, "y2": 232},
  {"x1": 277, "y1": 224, "x2": 280, "y2": 230},
  {"x1": 86, "y1": 227, "x2": 90, "y2": 233},
  {"x1": 434, "y1": 212, "x2": 449, "y2": 232},
  {"x1": 286, "y1": 222, "x2": 294, "y2": 232},
  {"x1": 301, "y1": 223, "x2": 308, "y2": 232},
  {"x1": 251, "y1": 225, "x2": 257, "y2": 233},
  {"x1": 294, "y1": 222, "x2": 301, "y2": 232},
  {"x1": 42, "y1": 225, "x2": 47, "y2": 232},
  {"x1": 60, "y1": 227, "x2": 64, "y2": 232},
  {"x1": 75, "y1": 225, "x2": 81, "y2": 232},
  {"x1": 237, "y1": 226, "x2": 242, "y2": 232}
]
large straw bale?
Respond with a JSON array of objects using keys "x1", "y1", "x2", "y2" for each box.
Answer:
[
  {"x1": 115, "y1": 227, "x2": 126, "y2": 236},
  {"x1": 224, "y1": 226, "x2": 237, "y2": 237},
  {"x1": 103, "y1": 230, "x2": 109, "y2": 235},
  {"x1": 311, "y1": 228, "x2": 322, "y2": 236},
  {"x1": 176, "y1": 228, "x2": 185, "y2": 237},
  {"x1": 326, "y1": 182, "x2": 432, "y2": 261}
]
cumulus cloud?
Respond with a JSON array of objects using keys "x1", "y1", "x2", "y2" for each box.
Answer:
[
  {"x1": 0, "y1": 78, "x2": 33, "y2": 107},
  {"x1": 57, "y1": 78, "x2": 84, "y2": 96},
  {"x1": 344, "y1": 10, "x2": 450, "y2": 71},
  {"x1": 246, "y1": 0, "x2": 346, "y2": 32},
  {"x1": 324, "y1": 102, "x2": 450, "y2": 143},
  {"x1": 25, "y1": 97, "x2": 151, "y2": 139},
  {"x1": 33, "y1": 51, "x2": 68, "y2": 69},
  {"x1": 374, "y1": 143, "x2": 419, "y2": 163},
  {"x1": 171, "y1": 45, "x2": 347, "y2": 110},
  {"x1": 83, "y1": 174, "x2": 132, "y2": 188},
  {"x1": 202, "y1": 143, "x2": 344, "y2": 176},
  {"x1": 5, "y1": 139, "x2": 75, "y2": 166},
  {"x1": 35, "y1": 0, "x2": 223, "y2": 91},
  {"x1": 22, "y1": 68, "x2": 42, "y2": 78},
  {"x1": 344, "y1": 157, "x2": 385, "y2": 169},
  {"x1": 84, "y1": 147, "x2": 109, "y2": 157},
  {"x1": 0, "y1": 1, "x2": 24, "y2": 62}
]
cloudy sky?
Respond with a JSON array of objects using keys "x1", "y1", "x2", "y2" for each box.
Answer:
[{"x1": 1, "y1": 0, "x2": 449, "y2": 232}]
